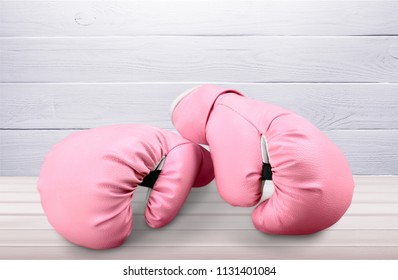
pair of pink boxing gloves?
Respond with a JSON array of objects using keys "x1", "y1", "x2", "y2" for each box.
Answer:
[{"x1": 38, "y1": 85, "x2": 354, "y2": 249}]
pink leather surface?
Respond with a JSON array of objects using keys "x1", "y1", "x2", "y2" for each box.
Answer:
[
  {"x1": 38, "y1": 124, "x2": 214, "y2": 249},
  {"x1": 172, "y1": 85, "x2": 355, "y2": 234}
]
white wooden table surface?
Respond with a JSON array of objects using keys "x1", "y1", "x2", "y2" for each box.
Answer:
[{"x1": 1, "y1": 176, "x2": 397, "y2": 260}]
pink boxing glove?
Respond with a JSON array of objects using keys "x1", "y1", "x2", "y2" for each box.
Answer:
[
  {"x1": 171, "y1": 85, "x2": 354, "y2": 234},
  {"x1": 38, "y1": 124, "x2": 214, "y2": 249}
]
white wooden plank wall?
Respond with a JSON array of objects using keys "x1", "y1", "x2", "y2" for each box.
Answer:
[
  {"x1": 0, "y1": 0, "x2": 397, "y2": 175},
  {"x1": 1, "y1": 0, "x2": 398, "y2": 260}
]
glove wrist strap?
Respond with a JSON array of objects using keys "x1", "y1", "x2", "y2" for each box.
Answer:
[
  {"x1": 140, "y1": 156, "x2": 166, "y2": 189},
  {"x1": 261, "y1": 135, "x2": 273, "y2": 180}
]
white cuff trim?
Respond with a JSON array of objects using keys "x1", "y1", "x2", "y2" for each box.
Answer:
[
  {"x1": 261, "y1": 135, "x2": 270, "y2": 164},
  {"x1": 169, "y1": 86, "x2": 201, "y2": 118}
]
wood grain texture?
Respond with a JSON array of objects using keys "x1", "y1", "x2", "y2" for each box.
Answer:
[
  {"x1": 2, "y1": 183, "x2": 398, "y2": 203},
  {"x1": 1, "y1": 201, "x2": 398, "y2": 216},
  {"x1": 1, "y1": 2, "x2": 397, "y2": 176},
  {"x1": 0, "y1": 176, "x2": 397, "y2": 259},
  {"x1": 2, "y1": 176, "x2": 397, "y2": 191},
  {"x1": 1, "y1": 246, "x2": 397, "y2": 260},
  {"x1": 1, "y1": 1, "x2": 398, "y2": 260},
  {"x1": 3, "y1": 215, "x2": 398, "y2": 231},
  {"x1": 1, "y1": 83, "x2": 397, "y2": 130},
  {"x1": 2, "y1": 230, "x2": 398, "y2": 247},
  {"x1": 1, "y1": 36, "x2": 397, "y2": 83},
  {"x1": 1, "y1": 129, "x2": 397, "y2": 175},
  {"x1": 1, "y1": 1, "x2": 397, "y2": 36}
]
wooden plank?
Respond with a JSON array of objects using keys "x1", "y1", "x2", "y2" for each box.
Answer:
[
  {"x1": 0, "y1": 176, "x2": 397, "y2": 259},
  {"x1": 1, "y1": 177, "x2": 397, "y2": 193},
  {"x1": 1, "y1": 37, "x2": 397, "y2": 83},
  {"x1": 0, "y1": 186, "x2": 227, "y2": 203},
  {"x1": 2, "y1": 186, "x2": 398, "y2": 203},
  {"x1": 1, "y1": 130, "x2": 397, "y2": 175},
  {"x1": 0, "y1": 193, "x2": 41, "y2": 202},
  {"x1": 1, "y1": 83, "x2": 397, "y2": 130},
  {"x1": 353, "y1": 176, "x2": 398, "y2": 191},
  {"x1": 0, "y1": 187, "x2": 227, "y2": 203},
  {"x1": 1, "y1": 1, "x2": 397, "y2": 36},
  {"x1": 323, "y1": 130, "x2": 398, "y2": 176},
  {"x1": 1, "y1": 229, "x2": 398, "y2": 247},
  {"x1": 0, "y1": 177, "x2": 38, "y2": 186},
  {"x1": 0, "y1": 246, "x2": 398, "y2": 260},
  {"x1": 3, "y1": 202, "x2": 250, "y2": 215},
  {"x1": 1, "y1": 200, "x2": 398, "y2": 215},
  {"x1": 1, "y1": 246, "x2": 397, "y2": 260},
  {"x1": 1, "y1": 214, "x2": 398, "y2": 231}
]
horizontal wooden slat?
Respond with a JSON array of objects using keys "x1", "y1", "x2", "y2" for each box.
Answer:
[
  {"x1": 322, "y1": 130, "x2": 398, "y2": 176},
  {"x1": 3, "y1": 202, "x2": 246, "y2": 215},
  {"x1": 1, "y1": 176, "x2": 397, "y2": 259},
  {"x1": 0, "y1": 186, "x2": 229, "y2": 203},
  {"x1": 1, "y1": 246, "x2": 397, "y2": 260},
  {"x1": 1, "y1": 229, "x2": 397, "y2": 247},
  {"x1": 1, "y1": 177, "x2": 398, "y2": 230},
  {"x1": 352, "y1": 177, "x2": 398, "y2": 191},
  {"x1": 1, "y1": 37, "x2": 397, "y2": 83},
  {"x1": 1, "y1": 201, "x2": 398, "y2": 215},
  {"x1": 1, "y1": 130, "x2": 397, "y2": 175},
  {"x1": 1, "y1": 177, "x2": 397, "y2": 193},
  {"x1": 1, "y1": 1, "x2": 397, "y2": 36},
  {"x1": 1, "y1": 214, "x2": 398, "y2": 231},
  {"x1": 0, "y1": 193, "x2": 41, "y2": 202},
  {"x1": 2, "y1": 187, "x2": 398, "y2": 203},
  {"x1": 1, "y1": 83, "x2": 397, "y2": 130}
]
